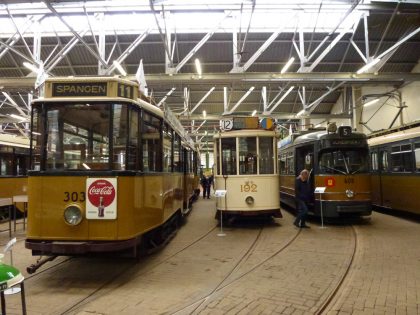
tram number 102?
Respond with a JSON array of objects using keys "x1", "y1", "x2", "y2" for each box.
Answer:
[{"x1": 240, "y1": 184, "x2": 257, "y2": 192}]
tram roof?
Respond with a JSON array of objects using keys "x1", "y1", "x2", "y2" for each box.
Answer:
[
  {"x1": 213, "y1": 129, "x2": 278, "y2": 138},
  {"x1": 368, "y1": 125, "x2": 420, "y2": 147}
]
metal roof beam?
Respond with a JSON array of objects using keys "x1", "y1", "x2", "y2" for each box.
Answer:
[
  {"x1": 179, "y1": 113, "x2": 352, "y2": 121},
  {"x1": 226, "y1": 86, "x2": 255, "y2": 114},
  {"x1": 190, "y1": 87, "x2": 216, "y2": 114}
]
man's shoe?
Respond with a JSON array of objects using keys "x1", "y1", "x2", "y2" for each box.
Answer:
[{"x1": 293, "y1": 221, "x2": 300, "y2": 228}]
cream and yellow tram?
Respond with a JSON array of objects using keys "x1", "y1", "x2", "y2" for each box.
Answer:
[
  {"x1": 213, "y1": 117, "x2": 281, "y2": 221},
  {"x1": 25, "y1": 77, "x2": 199, "y2": 263}
]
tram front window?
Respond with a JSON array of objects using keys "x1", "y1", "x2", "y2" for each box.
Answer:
[
  {"x1": 221, "y1": 138, "x2": 236, "y2": 175},
  {"x1": 239, "y1": 137, "x2": 257, "y2": 175},
  {"x1": 37, "y1": 103, "x2": 111, "y2": 171},
  {"x1": 318, "y1": 149, "x2": 369, "y2": 175}
]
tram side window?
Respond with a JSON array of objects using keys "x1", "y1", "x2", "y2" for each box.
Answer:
[
  {"x1": 0, "y1": 156, "x2": 13, "y2": 175},
  {"x1": 142, "y1": 113, "x2": 162, "y2": 172},
  {"x1": 215, "y1": 139, "x2": 220, "y2": 175},
  {"x1": 163, "y1": 124, "x2": 173, "y2": 172},
  {"x1": 173, "y1": 134, "x2": 182, "y2": 172},
  {"x1": 379, "y1": 150, "x2": 388, "y2": 172},
  {"x1": 239, "y1": 137, "x2": 257, "y2": 175},
  {"x1": 221, "y1": 138, "x2": 236, "y2": 175},
  {"x1": 370, "y1": 151, "x2": 378, "y2": 172},
  {"x1": 113, "y1": 104, "x2": 128, "y2": 170},
  {"x1": 127, "y1": 108, "x2": 139, "y2": 170},
  {"x1": 286, "y1": 152, "x2": 294, "y2": 175},
  {"x1": 391, "y1": 144, "x2": 413, "y2": 172},
  {"x1": 279, "y1": 153, "x2": 287, "y2": 174},
  {"x1": 31, "y1": 107, "x2": 42, "y2": 171},
  {"x1": 415, "y1": 143, "x2": 420, "y2": 172}
]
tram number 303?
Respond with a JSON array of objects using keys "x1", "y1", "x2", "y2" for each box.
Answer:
[
  {"x1": 64, "y1": 192, "x2": 86, "y2": 202},
  {"x1": 240, "y1": 184, "x2": 257, "y2": 192}
]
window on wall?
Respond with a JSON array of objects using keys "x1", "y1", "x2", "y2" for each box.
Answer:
[
  {"x1": 221, "y1": 138, "x2": 236, "y2": 175},
  {"x1": 142, "y1": 112, "x2": 162, "y2": 172},
  {"x1": 415, "y1": 143, "x2": 420, "y2": 172},
  {"x1": 391, "y1": 144, "x2": 413, "y2": 172},
  {"x1": 370, "y1": 151, "x2": 378, "y2": 171},
  {"x1": 259, "y1": 137, "x2": 275, "y2": 174}
]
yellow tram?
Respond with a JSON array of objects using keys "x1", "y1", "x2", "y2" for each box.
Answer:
[
  {"x1": 25, "y1": 77, "x2": 200, "y2": 264},
  {"x1": 213, "y1": 117, "x2": 281, "y2": 221},
  {"x1": 278, "y1": 125, "x2": 372, "y2": 218},
  {"x1": 368, "y1": 123, "x2": 420, "y2": 216},
  {"x1": 0, "y1": 135, "x2": 29, "y2": 216}
]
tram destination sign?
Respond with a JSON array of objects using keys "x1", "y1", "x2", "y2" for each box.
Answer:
[
  {"x1": 327, "y1": 139, "x2": 364, "y2": 146},
  {"x1": 52, "y1": 82, "x2": 107, "y2": 97}
]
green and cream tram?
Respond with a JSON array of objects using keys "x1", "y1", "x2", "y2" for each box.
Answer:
[{"x1": 213, "y1": 117, "x2": 281, "y2": 221}]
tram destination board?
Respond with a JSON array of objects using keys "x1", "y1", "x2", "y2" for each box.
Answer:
[
  {"x1": 52, "y1": 82, "x2": 107, "y2": 97},
  {"x1": 233, "y1": 117, "x2": 259, "y2": 129}
]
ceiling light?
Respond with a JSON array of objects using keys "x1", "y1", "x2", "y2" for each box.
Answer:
[
  {"x1": 23, "y1": 62, "x2": 39, "y2": 73},
  {"x1": 195, "y1": 58, "x2": 202, "y2": 78},
  {"x1": 202, "y1": 110, "x2": 207, "y2": 118},
  {"x1": 363, "y1": 98, "x2": 380, "y2": 107},
  {"x1": 280, "y1": 57, "x2": 295, "y2": 74},
  {"x1": 32, "y1": 131, "x2": 41, "y2": 135},
  {"x1": 113, "y1": 60, "x2": 127, "y2": 76},
  {"x1": 82, "y1": 163, "x2": 91, "y2": 170},
  {"x1": 356, "y1": 58, "x2": 381, "y2": 74},
  {"x1": 251, "y1": 109, "x2": 257, "y2": 116},
  {"x1": 296, "y1": 109, "x2": 306, "y2": 117},
  {"x1": 9, "y1": 114, "x2": 28, "y2": 121}
]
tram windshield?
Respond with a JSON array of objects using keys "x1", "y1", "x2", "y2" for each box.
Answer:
[{"x1": 318, "y1": 149, "x2": 369, "y2": 175}]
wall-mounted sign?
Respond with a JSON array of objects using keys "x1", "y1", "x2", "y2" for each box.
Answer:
[{"x1": 86, "y1": 178, "x2": 117, "y2": 219}]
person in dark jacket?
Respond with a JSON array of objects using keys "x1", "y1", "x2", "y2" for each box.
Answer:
[
  {"x1": 201, "y1": 175, "x2": 209, "y2": 199},
  {"x1": 294, "y1": 169, "x2": 311, "y2": 228},
  {"x1": 205, "y1": 174, "x2": 214, "y2": 199}
]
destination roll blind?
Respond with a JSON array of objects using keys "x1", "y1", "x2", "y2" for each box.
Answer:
[{"x1": 52, "y1": 82, "x2": 107, "y2": 97}]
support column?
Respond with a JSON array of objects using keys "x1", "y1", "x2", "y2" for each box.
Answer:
[{"x1": 352, "y1": 86, "x2": 363, "y2": 132}]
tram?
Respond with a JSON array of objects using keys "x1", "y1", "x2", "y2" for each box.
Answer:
[
  {"x1": 278, "y1": 124, "x2": 371, "y2": 218},
  {"x1": 0, "y1": 135, "x2": 29, "y2": 217},
  {"x1": 25, "y1": 76, "x2": 200, "y2": 264},
  {"x1": 213, "y1": 117, "x2": 281, "y2": 222},
  {"x1": 368, "y1": 122, "x2": 420, "y2": 216}
]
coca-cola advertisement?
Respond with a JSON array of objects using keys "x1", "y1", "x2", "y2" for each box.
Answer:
[{"x1": 86, "y1": 178, "x2": 117, "y2": 219}]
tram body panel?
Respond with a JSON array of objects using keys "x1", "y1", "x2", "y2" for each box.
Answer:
[
  {"x1": 215, "y1": 175, "x2": 279, "y2": 212},
  {"x1": 373, "y1": 174, "x2": 420, "y2": 214},
  {"x1": 27, "y1": 173, "x2": 185, "y2": 242}
]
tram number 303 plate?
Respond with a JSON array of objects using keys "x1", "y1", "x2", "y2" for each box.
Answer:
[{"x1": 240, "y1": 184, "x2": 257, "y2": 192}]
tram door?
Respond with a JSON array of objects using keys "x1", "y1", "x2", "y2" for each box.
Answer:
[{"x1": 295, "y1": 145, "x2": 315, "y2": 205}]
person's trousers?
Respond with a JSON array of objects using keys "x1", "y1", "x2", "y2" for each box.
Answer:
[{"x1": 294, "y1": 200, "x2": 309, "y2": 226}]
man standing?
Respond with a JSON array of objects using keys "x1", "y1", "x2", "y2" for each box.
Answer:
[
  {"x1": 294, "y1": 169, "x2": 311, "y2": 228},
  {"x1": 201, "y1": 175, "x2": 208, "y2": 199}
]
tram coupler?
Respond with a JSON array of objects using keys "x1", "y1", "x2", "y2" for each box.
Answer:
[{"x1": 27, "y1": 255, "x2": 57, "y2": 274}]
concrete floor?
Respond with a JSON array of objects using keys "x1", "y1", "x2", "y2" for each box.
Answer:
[{"x1": 0, "y1": 197, "x2": 419, "y2": 315}]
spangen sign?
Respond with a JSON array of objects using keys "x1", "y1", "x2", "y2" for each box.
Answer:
[{"x1": 52, "y1": 82, "x2": 107, "y2": 97}]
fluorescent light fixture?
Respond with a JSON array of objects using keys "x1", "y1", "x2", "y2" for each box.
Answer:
[
  {"x1": 32, "y1": 131, "x2": 41, "y2": 135},
  {"x1": 202, "y1": 110, "x2": 207, "y2": 118},
  {"x1": 296, "y1": 109, "x2": 306, "y2": 117},
  {"x1": 363, "y1": 98, "x2": 380, "y2": 107},
  {"x1": 82, "y1": 163, "x2": 91, "y2": 170},
  {"x1": 281, "y1": 57, "x2": 295, "y2": 74},
  {"x1": 23, "y1": 62, "x2": 39, "y2": 73},
  {"x1": 113, "y1": 60, "x2": 127, "y2": 76},
  {"x1": 356, "y1": 58, "x2": 381, "y2": 74},
  {"x1": 168, "y1": 87, "x2": 176, "y2": 95},
  {"x1": 195, "y1": 58, "x2": 202, "y2": 77},
  {"x1": 251, "y1": 109, "x2": 257, "y2": 116},
  {"x1": 9, "y1": 114, "x2": 28, "y2": 121}
]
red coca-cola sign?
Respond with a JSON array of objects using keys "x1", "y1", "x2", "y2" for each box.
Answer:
[{"x1": 87, "y1": 179, "x2": 116, "y2": 207}]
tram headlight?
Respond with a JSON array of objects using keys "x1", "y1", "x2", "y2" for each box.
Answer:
[
  {"x1": 64, "y1": 205, "x2": 83, "y2": 226},
  {"x1": 245, "y1": 196, "x2": 254, "y2": 205},
  {"x1": 345, "y1": 189, "x2": 354, "y2": 198}
]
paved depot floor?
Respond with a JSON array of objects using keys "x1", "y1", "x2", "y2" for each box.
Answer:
[{"x1": 0, "y1": 197, "x2": 419, "y2": 315}]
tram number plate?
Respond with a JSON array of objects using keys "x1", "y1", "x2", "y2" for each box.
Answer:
[
  {"x1": 344, "y1": 177, "x2": 354, "y2": 184},
  {"x1": 240, "y1": 184, "x2": 257, "y2": 192},
  {"x1": 220, "y1": 119, "x2": 233, "y2": 131},
  {"x1": 64, "y1": 192, "x2": 86, "y2": 202}
]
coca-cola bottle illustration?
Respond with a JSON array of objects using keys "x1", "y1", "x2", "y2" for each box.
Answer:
[{"x1": 98, "y1": 196, "x2": 105, "y2": 217}]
